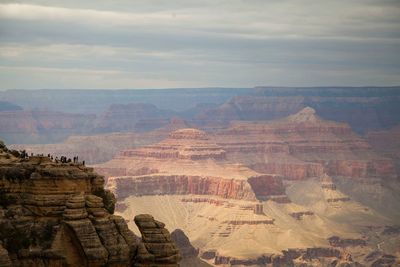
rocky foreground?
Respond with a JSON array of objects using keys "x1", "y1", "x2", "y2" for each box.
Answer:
[{"x1": 0, "y1": 141, "x2": 180, "y2": 267}]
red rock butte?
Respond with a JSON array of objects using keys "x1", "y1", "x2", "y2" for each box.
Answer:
[
  {"x1": 95, "y1": 128, "x2": 285, "y2": 202},
  {"x1": 118, "y1": 128, "x2": 227, "y2": 160}
]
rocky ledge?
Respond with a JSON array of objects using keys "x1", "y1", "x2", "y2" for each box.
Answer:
[{"x1": 0, "y1": 141, "x2": 180, "y2": 267}]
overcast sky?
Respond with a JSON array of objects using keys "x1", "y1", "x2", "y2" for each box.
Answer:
[{"x1": 0, "y1": 0, "x2": 399, "y2": 89}]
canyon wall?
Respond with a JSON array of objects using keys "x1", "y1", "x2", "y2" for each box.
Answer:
[
  {"x1": 0, "y1": 141, "x2": 180, "y2": 267},
  {"x1": 215, "y1": 107, "x2": 397, "y2": 180},
  {"x1": 107, "y1": 174, "x2": 277, "y2": 201}
]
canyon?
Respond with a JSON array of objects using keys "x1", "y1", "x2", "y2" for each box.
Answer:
[
  {"x1": 2, "y1": 88, "x2": 400, "y2": 266},
  {"x1": 91, "y1": 108, "x2": 400, "y2": 266}
]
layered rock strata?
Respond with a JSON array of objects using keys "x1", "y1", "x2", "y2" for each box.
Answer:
[
  {"x1": 0, "y1": 142, "x2": 180, "y2": 267},
  {"x1": 215, "y1": 107, "x2": 397, "y2": 180},
  {"x1": 118, "y1": 128, "x2": 226, "y2": 160},
  {"x1": 97, "y1": 128, "x2": 286, "y2": 201},
  {"x1": 108, "y1": 174, "x2": 283, "y2": 201},
  {"x1": 134, "y1": 214, "x2": 181, "y2": 267}
]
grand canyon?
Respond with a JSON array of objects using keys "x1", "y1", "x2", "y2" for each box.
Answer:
[
  {"x1": 2, "y1": 1, "x2": 400, "y2": 265},
  {"x1": 1, "y1": 87, "x2": 400, "y2": 266}
]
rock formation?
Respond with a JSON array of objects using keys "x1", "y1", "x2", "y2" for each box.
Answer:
[
  {"x1": 215, "y1": 107, "x2": 397, "y2": 180},
  {"x1": 96, "y1": 128, "x2": 286, "y2": 201},
  {"x1": 0, "y1": 141, "x2": 180, "y2": 266},
  {"x1": 134, "y1": 214, "x2": 181, "y2": 266},
  {"x1": 170, "y1": 229, "x2": 198, "y2": 259}
]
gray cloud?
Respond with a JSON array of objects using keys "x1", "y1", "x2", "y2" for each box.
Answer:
[{"x1": 0, "y1": 1, "x2": 399, "y2": 89}]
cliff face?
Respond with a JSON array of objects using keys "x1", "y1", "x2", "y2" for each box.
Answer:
[
  {"x1": 107, "y1": 174, "x2": 282, "y2": 201},
  {"x1": 215, "y1": 107, "x2": 397, "y2": 180},
  {"x1": 0, "y1": 141, "x2": 180, "y2": 267}
]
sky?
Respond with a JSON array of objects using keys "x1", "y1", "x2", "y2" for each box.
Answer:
[{"x1": 0, "y1": 0, "x2": 399, "y2": 89}]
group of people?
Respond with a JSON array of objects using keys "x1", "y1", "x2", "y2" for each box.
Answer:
[
  {"x1": 16, "y1": 149, "x2": 86, "y2": 166},
  {"x1": 53, "y1": 155, "x2": 85, "y2": 165},
  {"x1": 22, "y1": 152, "x2": 85, "y2": 166}
]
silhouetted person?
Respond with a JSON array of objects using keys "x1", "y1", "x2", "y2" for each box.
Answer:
[{"x1": 82, "y1": 160, "x2": 85, "y2": 166}]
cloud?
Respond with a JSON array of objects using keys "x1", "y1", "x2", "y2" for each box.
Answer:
[{"x1": 0, "y1": 1, "x2": 399, "y2": 89}]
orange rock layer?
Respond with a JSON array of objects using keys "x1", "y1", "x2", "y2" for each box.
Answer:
[{"x1": 107, "y1": 174, "x2": 284, "y2": 201}]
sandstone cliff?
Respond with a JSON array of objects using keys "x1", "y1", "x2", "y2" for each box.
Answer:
[{"x1": 0, "y1": 141, "x2": 180, "y2": 267}]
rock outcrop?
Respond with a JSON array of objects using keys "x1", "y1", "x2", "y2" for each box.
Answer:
[
  {"x1": 170, "y1": 229, "x2": 199, "y2": 259},
  {"x1": 134, "y1": 214, "x2": 181, "y2": 266},
  {"x1": 0, "y1": 141, "x2": 180, "y2": 266}
]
